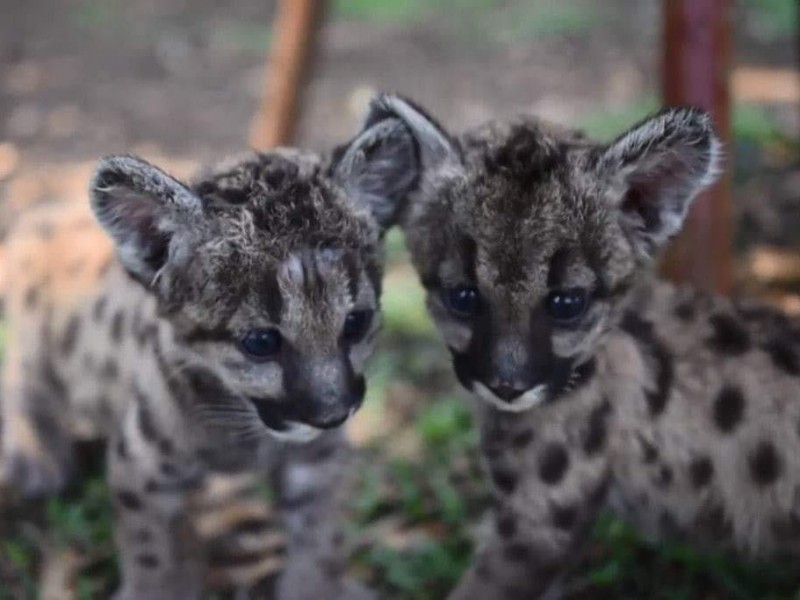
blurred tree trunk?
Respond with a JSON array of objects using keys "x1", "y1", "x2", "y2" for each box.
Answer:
[
  {"x1": 660, "y1": 0, "x2": 732, "y2": 295},
  {"x1": 250, "y1": 0, "x2": 325, "y2": 149}
]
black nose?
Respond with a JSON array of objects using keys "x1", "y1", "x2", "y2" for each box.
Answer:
[
  {"x1": 488, "y1": 384, "x2": 525, "y2": 402},
  {"x1": 309, "y1": 411, "x2": 350, "y2": 430},
  {"x1": 302, "y1": 392, "x2": 363, "y2": 430}
]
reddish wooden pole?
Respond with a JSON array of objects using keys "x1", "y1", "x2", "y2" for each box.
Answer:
[
  {"x1": 660, "y1": 0, "x2": 732, "y2": 294},
  {"x1": 249, "y1": 0, "x2": 324, "y2": 149}
]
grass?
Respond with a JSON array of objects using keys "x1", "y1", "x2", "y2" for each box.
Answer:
[
  {"x1": 334, "y1": 0, "x2": 599, "y2": 41},
  {"x1": 739, "y1": 0, "x2": 797, "y2": 42}
]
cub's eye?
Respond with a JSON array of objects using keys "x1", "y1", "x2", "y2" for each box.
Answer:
[
  {"x1": 444, "y1": 285, "x2": 481, "y2": 319},
  {"x1": 239, "y1": 328, "x2": 282, "y2": 360},
  {"x1": 545, "y1": 289, "x2": 589, "y2": 324},
  {"x1": 343, "y1": 310, "x2": 373, "y2": 344}
]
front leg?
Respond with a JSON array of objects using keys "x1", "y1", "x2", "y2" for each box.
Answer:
[
  {"x1": 451, "y1": 411, "x2": 612, "y2": 599},
  {"x1": 274, "y1": 430, "x2": 372, "y2": 600},
  {"x1": 108, "y1": 404, "x2": 205, "y2": 600}
]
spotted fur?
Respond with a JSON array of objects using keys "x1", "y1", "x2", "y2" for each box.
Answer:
[
  {"x1": 0, "y1": 146, "x2": 409, "y2": 599},
  {"x1": 349, "y1": 95, "x2": 800, "y2": 598}
]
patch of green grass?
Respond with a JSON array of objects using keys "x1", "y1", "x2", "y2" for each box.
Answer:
[
  {"x1": 213, "y1": 23, "x2": 272, "y2": 54},
  {"x1": 490, "y1": 1, "x2": 600, "y2": 42},
  {"x1": 73, "y1": 0, "x2": 122, "y2": 30},
  {"x1": 579, "y1": 99, "x2": 787, "y2": 152},
  {"x1": 733, "y1": 102, "x2": 784, "y2": 145},
  {"x1": 577, "y1": 97, "x2": 659, "y2": 140},
  {"x1": 351, "y1": 395, "x2": 482, "y2": 598},
  {"x1": 739, "y1": 0, "x2": 797, "y2": 41},
  {"x1": 381, "y1": 271, "x2": 432, "y2": 338},
  {"x1": 578, "y1": 514, "x2": 800, "y2": 599},
  {"x1": 333, "y1": 0, "x2": 430, "y2": 24}
]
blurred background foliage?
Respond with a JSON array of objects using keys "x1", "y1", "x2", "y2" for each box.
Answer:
[{"x1": 0, "y1": 0, "x2": 798, "y2": 598}]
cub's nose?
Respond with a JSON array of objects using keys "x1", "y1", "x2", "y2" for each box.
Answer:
[
  {"x1": 488, "y1": 383, "x2": 525, "y2": 402},
  {"x1": 303, "y1": 392, "x2": 363, "y2": 429},
  {"x1": 309, "y1": 411, "x2": 350, "y2": 430}
]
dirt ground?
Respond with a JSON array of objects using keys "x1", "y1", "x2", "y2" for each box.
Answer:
[{"x1": 0, "y1": 0, "x2": 795, "y2": 191}]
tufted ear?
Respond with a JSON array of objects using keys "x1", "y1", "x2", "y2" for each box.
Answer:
[
  {"x1": 90, "y1": 155, "x2": 203, "y2": 285},
  {"x1": 333, "y1": 94, "x2": 461, "y2": 231},
  {"x1": 599, "y1": 107, "x2": 722, "y2": 255}
]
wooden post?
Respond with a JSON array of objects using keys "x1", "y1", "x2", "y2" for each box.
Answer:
[
  {"x1": 249, "y1": 0, "x2": 324, "y2": 150},
  {"x1": 660, "y1": 0, "x2": 732, "y2": 294}
]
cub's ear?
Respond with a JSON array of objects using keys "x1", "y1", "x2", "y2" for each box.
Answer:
[
  {"x1": 89, "y1": 155, "x2": 202, "y2": 284},
  {"x1": 599, "y1": 107, "x2": 722, "y2": 255},
  {"x1": 332, "y1": 94, "x2": 461, "y2": 231}
]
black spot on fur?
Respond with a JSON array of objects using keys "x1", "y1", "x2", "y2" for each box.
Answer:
[
  {"x1": 547, "y1": 247, "x2": 571, "y2": 288},
  {"x1": 645, "y1": 342, "x2": 673, "y2": 416},
  {"x1": 503, "y1": 541, "x2": 532, "y2": 563},
  {"x1": 749, "y1": 441, "x2": 783, "y2": 487},
  {"x1": 551, "y1": 503, "x2": 578, "y2": 530},
  {"x1": 136, "y1": 554, "x2": 160, "y2": 569},
  {"x1": 158, "y1": 439, "x2": 174, "y2": 456},
  {"x1": 708, "y1": 314, "x2": 751, "y2": 355},
  {"x1": 713, "y1": 385, "x2": 745, "y2": 434},
  {"x1": 689, "y1": 457, "x2": 714, "y2": 489},
  {"x1": 117, "y1": 491, "x2": 143, "y2": 511},
  {"x1": 459, "y1": 235, "x2": 478, "y2": 283},
  {"x1": 511, "y1": 429, "x2": 534, "y2": 449},
  {"x1": 260, "y1": 269, "x2": 284, "y2": 323},
  {"x1": 656, "y1": 465, "x2": 673, "y2": 488},
  {"x1": 495, "y1": 512, "x2": 517, "y2": 538},
  {"x1": 133, "y1": 529, "x2": 153, "y2": 543},
  {"x1": 100, "y1": 358, "x2": 119, "y2": 381},
  {"x1": 116, "y1": 438, "x2": 129, "y2": 460},
  {"x1": 136, "y1": 323, "x2": 158, "y2": 348},
  {"x1": 137, "y1": 402, "x2": 158, "y2": 444},
  {"x1": 23, "y1": 285, "x2": 39, "y2": 310},
  {"x1": 762, "y1": 336, "x2": 800, "y2": 375},
  {"x1": 639, "y1": 436, "x2": 659, "y2": 463},
  {"x1": 583, "y1": 399, "x2": 611, "y2": 456},
  {"x1": 60, "y1": 315, "x2": 81, "y2": 356},
  {"x1": 111, "y1": 310, "x2": 125, "y2": 343},
  {"x1": 620, "y1": 313, "x2": 673, "y2": 415},
  {"x1": 674, "y1": 302, "x2": 695, "y2": 321},
  {"x1": 490, "y1": 466, "x2": 518, "y2": 494},
  {"x1": 92, "y1": 296, "x2": 108, "y2": 322},
  {"x1": 160, "y1": 462, "x2": 178, "y2": 477},
  {"x1": 538, "y1": 443, "x2": 569, "y2": 485}
]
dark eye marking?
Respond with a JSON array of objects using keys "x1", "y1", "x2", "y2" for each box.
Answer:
[
  {"x1": 239, "y1": 328, "x2": 282, "y2": 361},
  {"x1": 545, "y1": 288, "x2": 589, "y2": 324},
  {"x1": 342, "y1": 310, "x2": 374, "y2": 344},
  {"x1": 443, "y1": 285, "x2": 481, "y2": 319}
]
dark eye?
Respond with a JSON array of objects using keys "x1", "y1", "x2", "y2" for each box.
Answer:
[
  {"x1": 343, "y1": 310, "x2": 373, "y2": 344},
  {"x1": 239, "y1": 328, "x2": 282, "y2": 360},
  {"x1": 444, "y1": 285, "x2": 481, "y2": 319},
  {"x1": 545, "y1": 289, "x2": 589, "y2": 324}
]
